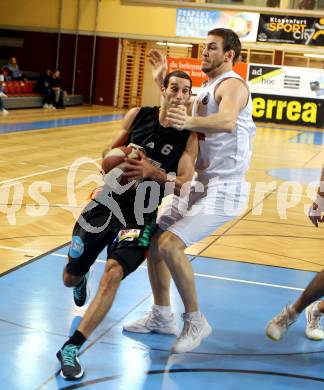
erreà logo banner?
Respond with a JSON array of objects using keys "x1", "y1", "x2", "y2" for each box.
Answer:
[
  {"x1": 257, "y1": 15, "x2": 324, "y2": 46},
  {"x1": 252, "y1": 93, "x2": 324, "y2": 127}
]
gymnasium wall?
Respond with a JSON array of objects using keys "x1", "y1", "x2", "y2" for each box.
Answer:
[
  {"x1": 0, "y1": 0, "x2": 176, "y2": 39},
  {"x1": 0, "y1": 28, "x2": 119, "y2": 105},
  {"x1": 0, "y1": 0, "x2": 180, "y2": 105},
  {"x1": 2, "y1": 1, "x2": 324, "y2": 110}
]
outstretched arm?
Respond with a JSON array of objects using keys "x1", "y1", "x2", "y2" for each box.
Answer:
[
  {"x1": 165, "y1": 78, "x2": 249, "y2": 134},
  {"x1": 149, "y1": 49, "x2": 194, "y2": 116},
  {"x1": 148, "y1": 49, "x2": 168, "y2": 90}
]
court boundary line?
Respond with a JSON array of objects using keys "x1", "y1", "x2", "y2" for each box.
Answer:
[
  {"x1": 193, "y1": 253, "x2": 319, "y2": 274},
  {"x1": 202, "y1": 241, "x2": 324, "y2": 269},
  {"x1": 0, "y1": 242, "x2": 70, "y2": 278},
  {"x1": 1, "y1": 244, "x2": 309, "y2": 291},
  {"x1": 192, "y1": 271, "x2": 304, "y2": 291},
  {"x1": 0, "y1": 113, "x2": 124, "y2": 134},
  {"x1": 0, "y1": 158, "x2": 101, "y2": 186},
  {"x1": 0, "y1": 244, "x2": 109, "y2": 261},
  {"x1": 55, "y1": 368, "x2": 324, "y2": 389},
  {"x1": 1, "y1": 242, "x2": 317, "y2": 280}
]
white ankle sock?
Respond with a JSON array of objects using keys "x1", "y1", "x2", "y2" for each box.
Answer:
[
  {"x1": 153, "y1": 304, "x2": 172, "y2": 316},
  {"x1": 288, "y1": 305, "x2": 299, "y2": 319},
  {"x1": 312, "y1": 302, "x2": 322, "y2": 316},
  {"x1": 185, "y1": 311, "x2": 201, "y2": 320}
]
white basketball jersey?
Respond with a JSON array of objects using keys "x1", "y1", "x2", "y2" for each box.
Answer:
[{"x1": 192, "y1": 70, "x2": 256, "y2": 181}]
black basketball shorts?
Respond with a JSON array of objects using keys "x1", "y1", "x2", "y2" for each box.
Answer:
[{"x1": 65, "y1": 200, "x2": 156, "y2": 278}]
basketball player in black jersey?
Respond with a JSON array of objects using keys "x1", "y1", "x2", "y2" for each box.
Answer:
[{"x1": 56, "y1": 70, "x2": 198, "y2": 380}]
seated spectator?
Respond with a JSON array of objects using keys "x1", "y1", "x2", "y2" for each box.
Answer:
[
  {"x1": 298, "y1": 0, "x2": 316, "y2": 8},
  {"x1": 51, "y1": 69, "x2": 65, "y2": 109},
  {"x1": 1, "y1": 66, "x2": 12, "y2": 82},
  {"x1": 4, "y1": 57, "x2": 23, "y2": 81},
  {"x1": 0, "y1": 73, "x2": 8, "y2": 116},
  {"x1": 266, "y1": 0, "x2": 280, "y2": 6},
  {"x1": 35, "y1": 69, "x2": 55, "y2": 109}
]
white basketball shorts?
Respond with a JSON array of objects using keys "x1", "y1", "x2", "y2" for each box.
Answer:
[{"x1": 157, "y1": 178, "x2": 249, "y2": 247}]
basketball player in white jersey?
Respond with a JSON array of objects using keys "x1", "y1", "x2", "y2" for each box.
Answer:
[{"x1": 124, "y1": 28, "x2": 256, "y2": 353}]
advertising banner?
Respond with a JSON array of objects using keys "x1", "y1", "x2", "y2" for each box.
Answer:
[
  {"x1": 248, "y1": 63, "x2": 324, "y2": 100},
  {"x1": 176, "y1": 8, "x2": 259, "y2": 42},
  {"x1": 252, "y1": 93, "x2": 324, "y2": 127},
  {"x1": 167, "y1": 57, "x2": 207, "y2": 94},
  {"x1": 167, "y1": 57, "x2": 248, "y2": 94},
  {"x1": 257, "y1": 15, "x2": 324, "y2": 46},
  {"x1": 165, "y1": 58, "x2": 324, "y2": 127}
]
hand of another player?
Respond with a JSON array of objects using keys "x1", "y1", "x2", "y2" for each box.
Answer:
[
  {"x1": 159, "y1": 90, "x2": 172, "y2": 127},
  {"x1": 148, "y1": 49, "x2": 168, "y2": 89},
  {"x1": 308, "y1": 195, "x2": 324, "y2": 227},
  {"x1": 165, "y1": 104, "x2": 189, "y2": 130},
  {"x1": 123, "y1": 151, "x2": 156, "y2": 180}
]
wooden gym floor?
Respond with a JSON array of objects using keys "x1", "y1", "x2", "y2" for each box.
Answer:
[
  {"x1": 1, "y1": 106, "x2": 324, "y2": 390},
  {"x1": 0, "y1": 105, "x2": 323, "y2": 275}
]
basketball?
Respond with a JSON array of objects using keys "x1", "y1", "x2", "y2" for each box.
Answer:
[
  {"x1": 101, "y1": 145, "x2": 140, "y2": 188},
  {"x1": 101, "y1": 145, "x2": 139, "y2": 174}
]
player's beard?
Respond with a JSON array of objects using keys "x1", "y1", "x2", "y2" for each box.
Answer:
[{"x1": 202, "y1": 59, "x2": 225, "y2": 75}]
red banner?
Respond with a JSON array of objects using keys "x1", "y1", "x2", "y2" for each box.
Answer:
[{"x1": 167, "y1": 57, "x2": 248, "y2": 92}]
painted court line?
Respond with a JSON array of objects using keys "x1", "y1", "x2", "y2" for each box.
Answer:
[
  {"x1": 0, "y1": 245, "x2": 106, "y2": 262},
  {"x1": 1, "y1": 245, "x2": 305, "y2": 292},
  {"x1": 0, "y1": 113, "x2": 124, "y2": 133},
  {"x1": 193, "y1": 272, "x2": 304, "y2": 291},
  {"x1": 0, "y1": 245, "x2": 69, "y2": 258},
  {"x1": 0, "y1": 158, "x2": 101, "y2": 185},
  {"x1": 0, "y1": 245, "x2": 44, "y2": 254},
  {"x1": 0, "y1": 163, "x2": 74, "y2": 185},
  {"x1": 137, "y1": 264, "x2": 304, "y2": 292}
]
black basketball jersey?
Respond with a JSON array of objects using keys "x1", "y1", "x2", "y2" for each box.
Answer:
[
  {"x1": 108, "y1": 106, "x2": 191, "y2": 225},
  {"x1": 128, "y1": 106, "x2": 190, "y2": 174}
]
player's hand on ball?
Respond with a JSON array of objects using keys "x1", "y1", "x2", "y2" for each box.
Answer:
[{"x1": 123, "y1": 151, "x2": 155, "y2": 180}]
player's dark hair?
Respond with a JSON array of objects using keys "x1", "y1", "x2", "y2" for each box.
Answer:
[
  {"x1": 163, "y1": 70, "x2": 192, "y2": 90},
  {"x1": 207, "y1": 28, "x2": 241, "y2": 64}
]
